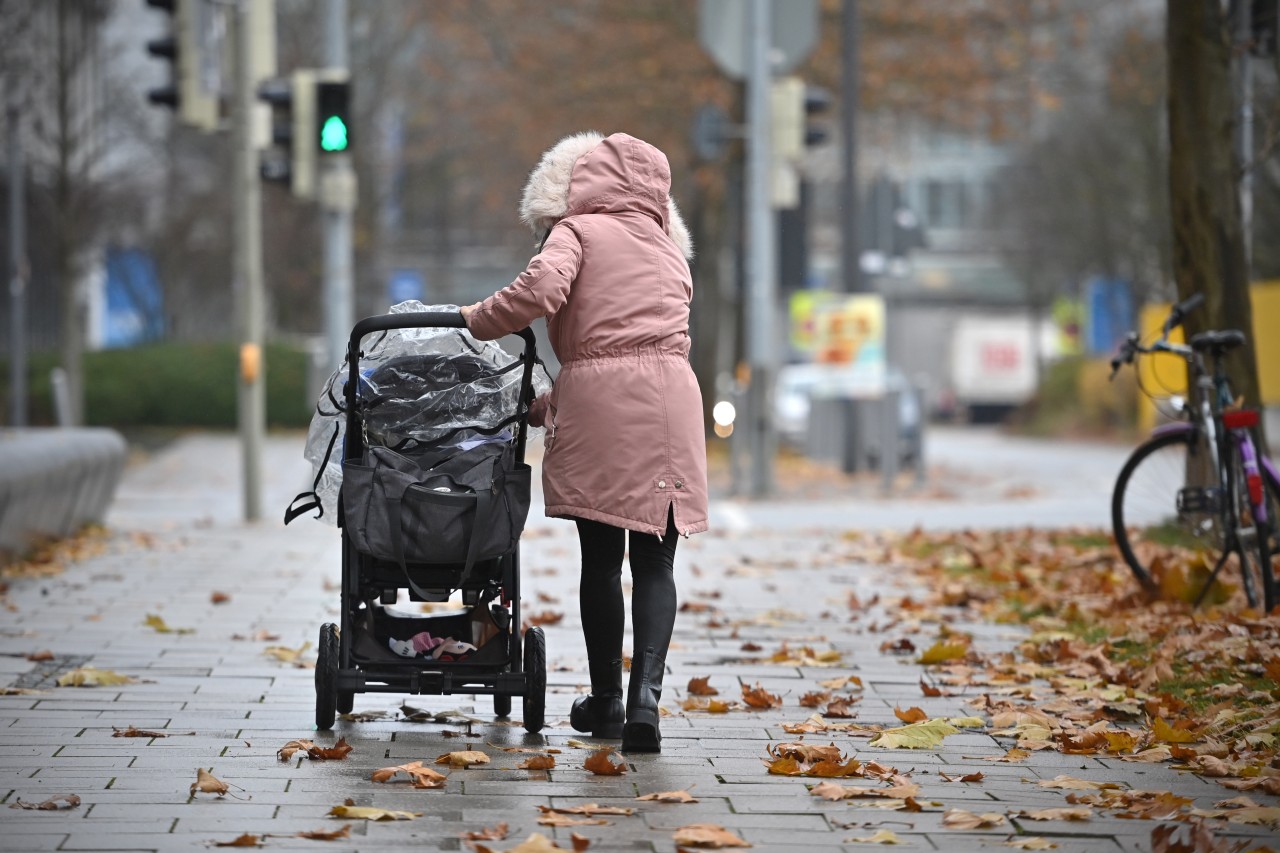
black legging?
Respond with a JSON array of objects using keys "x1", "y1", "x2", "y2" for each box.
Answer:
[{"x1": 574, "y1": 508, "x2": 678, "y2": 666}]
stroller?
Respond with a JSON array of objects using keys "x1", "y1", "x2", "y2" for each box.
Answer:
[{"x1": 310, "y1": 310, "x2": 546, "y2": 732}]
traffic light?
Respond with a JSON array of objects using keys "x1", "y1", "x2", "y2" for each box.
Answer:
[
  {"x1": 258, "y1": 69, "x2": 316, "y2": 200},
  {"x1": 803, "y1": 85, "x2": 833, "y2": 148},
  {"x1": 143, "y1": 0, "x2": 218, "y2": 130},
  {"x1": 316, "y1": 78, "x2": 351, "y2": 154}
]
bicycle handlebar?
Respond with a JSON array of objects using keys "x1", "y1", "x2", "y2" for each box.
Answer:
[
  {"x1": 1109, "y1": 293, "x2": 1204, "y2": 381},
  {"x1": 1163, "y1": 292, "x2": 1204, "y2": 335}
]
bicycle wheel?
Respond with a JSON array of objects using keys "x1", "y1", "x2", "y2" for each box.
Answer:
[
  {"x1": 1237, "y1": 456, "x2": 1280, "y2": 613},
  {"x1": 1112, "y1": 430, "x2": 1228, "y2": 594}
]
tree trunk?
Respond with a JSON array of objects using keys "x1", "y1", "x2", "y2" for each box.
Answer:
[{"x1": 1166, "y1": 0, "x2": 1261, "y2": 414}]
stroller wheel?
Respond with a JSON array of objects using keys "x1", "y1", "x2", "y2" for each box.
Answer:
[
  {"x1": 494, "y1": 693, "x2": 512, "y2": 718},
  {"x1": 522, "y1": 626, "x2": 546, "y2": 734},
  {"x1": 315, "y1": 623, "x2": 339, "y2": 730}
]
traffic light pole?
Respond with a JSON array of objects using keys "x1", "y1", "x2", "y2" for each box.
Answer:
[
  {"x1": 322, "y1": 0, "x2": 355, "y2": 372},
  {"x1": 234, "y1": 0, "x2": 266, "y2": 522},
  {"x1": 745, "y1": 0, "x2": 776, "y2": 498},
  {"x1": 7, "y1": 102, "x2": 27, "y2": 428}
]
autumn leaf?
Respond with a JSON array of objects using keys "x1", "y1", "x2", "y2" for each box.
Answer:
[
  {"x1": 672, "y1": 823, "x2": 752, "y2": 848},
  {"x1": 371, "y1": 761, "x2": 447, "y2": 788},
  {"x1": 537, "y1": 813, "x2": 610, "y2": 827},
  {"x1": 1152, "y1": 717, "x2": 1200, "y2": 744},
  {"x1": 537, "y1": 804, "x2": 635, "y2": 817},
  {"x1": 939, "y1": 771, "x2": 984, "y2": 783},
  {"x1": 583, "y1": 748, "x2": 627, "y2": 776},
  {"x1": 473, "y1": 833, "x2": 571, "y2": 853},
  {"x1": 327, "y1": 805, "x2": 422, "y2": 821},
  {"x1": 637, "y1": 789, "x2": 698, "y2": 803},
  {"x1": 844, "y1": 829, "x2": 902, "y2": 844},
  {"x1": 460, "y1": 822, "x2": 510, "y2": 841},
  {"x1": 1012, "y1": 807, "x2": 1092, "y2": 821},
  {"x1": 278, "y1": 738, "x2": 352, "y2": 761},
  {"x1": 112, "y1": 726, "x2": 168, "y2": 738},
  {"x1": 435, "y1": 750, "x2": 490, "y2": 768},
  {"x1": 1005, "y1": 839, "x2": 1057, "y2": 850},
  {"x1": 1036, "y1": 776, "x2": 1121, "y2": 791},
  {"x1": 868, "y1": 719, "x2": 959, "y2": 749},
  {"x1": 263, "y1": 643, "x2": 311, "y2": 666},
  {"x1": 213, "y1": 834, "x2": 263, "y2": 848},
  {"x1": 942, "y1": 808, "x2": 1006, "y2": 829},
  {"x1": 893, "y1": 705, "x2": 928, "y2": 723},
  {"x1": 296, "y1": 824, "x2": 352, "y2": 840},
  {"x1": 983, "y1": 747, "x2": 1031, "y2": 763},
  {"x1": 824, "y1": 698, "x2": 858, "y2": 718},
  {"x1": 518, "y1": 754, "x2": 556, "y2": 770},
  {"x1": 144, "y1": 613, "x2": 195, "y2": 634},
  {"x1": 571, "y1": 832, "x2": 590, "y2": 852},
  {"x1": 56, "y1": 667, "x2": 136, "y2": 687},
  {"x1": 919, "y1": 679, "x2": 942, "y2": 697},
  {"x1": 8, "y1": 794, "x2": 80, "y2": 810},
  {"x1": 26, "y1": 650, "x2": 54, "y2": 662},
  {"x1": 799, "y1": 690, "x2": 831, "y2": 707},
  {"x1": 687, "y1": 676, "x2": 719, "y2": 696},
  {"x1": 741, "y1": 683, "x2": 782, "y2": 709},
  {"x1": 917, "y1": 639, "x2": 968, "y2": 664},
  {"x1": 191, "y1": 768, "x2": 230, "y2": 797}
]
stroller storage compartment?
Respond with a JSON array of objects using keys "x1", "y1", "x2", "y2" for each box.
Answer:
[{"x1": 349, "y1": 600, "x2": 511, "y2": 668}]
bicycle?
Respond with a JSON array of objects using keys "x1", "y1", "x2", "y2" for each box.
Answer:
[{"x1": 1109, "y1": 293, "x2": 1279, "y2": 613}]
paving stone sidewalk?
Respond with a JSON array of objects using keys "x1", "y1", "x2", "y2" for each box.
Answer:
[{"x1": 1, "y1": 433, "x2": 1275, "y2": 853}]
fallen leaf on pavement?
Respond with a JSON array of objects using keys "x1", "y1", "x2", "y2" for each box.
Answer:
[
  {"x1": 191, "y1": 768, "x2": 229, "y2": 797},
  {"x1": 56, "y1": 667, "x2": 136, "y2": 687},
  {"x1": 461, "y1": 822, "x2": 510, "y2": 841},
  {"x1": 370, "y1": 761, "x2": 447, "y2": 788},
  {"x1": 537, "y1": 813, "x2": 610, "y2": 827},
  {"x1": 869, "y1": 719, "x2": 959, "y2": 749},
  {"x1": 473, "y1": 833, "x2": 570, "y2": 853},
  {"x1": 537, "y1": 804, "x2": 635, "y2": 817},
  {"x1": 263, "y1": 643, "x2": 311, "y2": 666},
  {"x1": 583, "y1": 748, "x2": 627, "y2": 775},
  {"x1": 939, "y1": 771, "x2": 984, "y2": 783},
  {"x1": 942, "y1": 808, "x2": 1006, "y2": 829},
  {"x1": 278, "y1": 737, "x2": 353, "y2": 761},
  {"x1": 637, "y1": 789, "x2": 698, "y2": 803},
  {"x1": 435, "y1": 750, "x2": 490, "y2": 768},
  {"x1": 517, "y1": 754, "x2": 556, "y2": 770},
  {"x1": 112, "y1": 726, "x2": 169, "y2": 738},
  {"x1": 570, "y1": 832, "x2": 590, "y2": 851},
  {"x1": 327, "y1": 805, "x2": 421, "y2": 821},
  {"x1": 982, "y1": 747, "x2": 1031, "y2": 762},
  {"x1": 741, "y1": 683, "x2": 782, "y2": 709},
  {"x1": 818, "y1": 675, "x2": 863, "y2": 690},
  {"x1": 213, "y1": 834, "x2": 263, "y2": 848},
  {"x1": 1036, "y1": 775, "x2": 1121, "y2": 791},
  {"x1": 1005, "y1": 838, "x2": 1057, "y2": 850},
  {"x1": 844, "y1": 829, "x2": 902, "y2": 844},
  {"x1": 9, "y1": 794, "x2": 80, "y2": 810},
  {"x1": 144, "y1": 613, "x2": 195, "y2": 634},
  {"x1": 26, "y1": 650, "x2": 54, "y2": 662},
  {"x1": 687, "y1": 676, "x2": 719, "y2": 695},
  {"x1": 672, "y1": 823, "x2": 752, "y2": 848},
  {"x1": 210, "y1": 591, "x2": 231, "y2": 604},
  {"x1": 893, "y1": 705, "x2": 928, "y2": 723},
  {"x1": 1012, "y1": 807, "x2": 1092, "y2": 821},
  {"x1": 296, "y1": 824, "x2": 352, "y2": 840},
  {"x1": 917, "y1": 640, "x2": 969, "y2": 664}
]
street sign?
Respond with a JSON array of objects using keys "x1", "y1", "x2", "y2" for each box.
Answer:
[{"x1": 698, "y1": 0, "x2": 819, "y2": 79}]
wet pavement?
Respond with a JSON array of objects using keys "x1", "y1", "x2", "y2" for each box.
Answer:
[{"x1": 0, "y1": 428, "x2": 1273, "y2": 852}]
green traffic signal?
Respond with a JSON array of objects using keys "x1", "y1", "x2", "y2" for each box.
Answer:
[{"x1": 320, "y1": 115, "x2": 348, "y2": 152}]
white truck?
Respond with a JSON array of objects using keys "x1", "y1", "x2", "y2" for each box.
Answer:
[{"x1": 948, "y1": 315, "x2": 1044, "y2": 421}]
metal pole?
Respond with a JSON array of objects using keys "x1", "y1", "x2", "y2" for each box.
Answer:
[
  {"x1": 745, "y1": 0, "x2": 776, "y2": 498},
  {"x1": 841, "y1": 0, "x2": 861, "y2": 293},
  {"x1": 1236, "y1": 0, "x2": 1253, "y2": 275},
  {"x1": 323, "y1": 0, "x2": 354, "y2": 371},
  {"x1": 234, "y1": 0, "x2": 265, "y2": 521},
  {"x1": 7, "y1": 103, "x2": 28, "y2": 427}
]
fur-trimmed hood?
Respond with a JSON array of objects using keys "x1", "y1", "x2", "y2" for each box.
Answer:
[{"x1": 519, "y1": 131, "x2": 693, "y2": 260}]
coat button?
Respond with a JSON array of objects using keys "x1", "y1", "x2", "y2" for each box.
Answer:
[
  {"x1": 675, "y1": 480, "x2": 684, "y2": 489},
  {"x1": 658, "y1": 480, "x2": 667, "y2": 489}
]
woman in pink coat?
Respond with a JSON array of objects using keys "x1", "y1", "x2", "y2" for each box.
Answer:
[{"x1": 462, "y1": 131, "x2": 707, "y2": 752}]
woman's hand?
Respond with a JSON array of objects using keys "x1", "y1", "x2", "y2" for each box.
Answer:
[{"x1": 459, "y1": 303, "x2": 478, "y2": 326}]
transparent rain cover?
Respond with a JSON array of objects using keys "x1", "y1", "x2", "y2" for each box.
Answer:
[{"x1": 301, "y1": 301, "x2": 550, "y2": 525}]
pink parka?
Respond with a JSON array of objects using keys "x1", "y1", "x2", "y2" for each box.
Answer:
[{"x1": 466, "y1": 132, "x2": 708, "y2": 537}]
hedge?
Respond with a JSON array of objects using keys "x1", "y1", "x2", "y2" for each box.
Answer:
[{"x1": 0, "y1": 342, "x2": 313, "y2": 429}]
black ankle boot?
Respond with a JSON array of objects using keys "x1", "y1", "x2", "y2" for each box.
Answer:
[
  {"x1": 570, "y1": 658, "x2": 624, "y2": 738},
  {"x1": 621, "y1": 647, "x2": 665, "y2": 753}
]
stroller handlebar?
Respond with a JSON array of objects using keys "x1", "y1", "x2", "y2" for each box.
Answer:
[{"x1": 348, "y1": 312, "x2": 536, "y2": 355}]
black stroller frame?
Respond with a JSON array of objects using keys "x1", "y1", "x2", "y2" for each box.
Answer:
[{"x1": 314, "y1": 311, "x2": 547, "y2": 733}]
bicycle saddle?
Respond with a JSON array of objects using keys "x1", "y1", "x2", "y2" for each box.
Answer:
[{"x1": 1189, "y1": 329, "x2": 1246, "y2": 352}]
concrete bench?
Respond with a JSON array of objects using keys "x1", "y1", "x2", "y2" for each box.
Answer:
[{"x1": 0, "y1": 428, "x2": 127, "y2": 562}]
